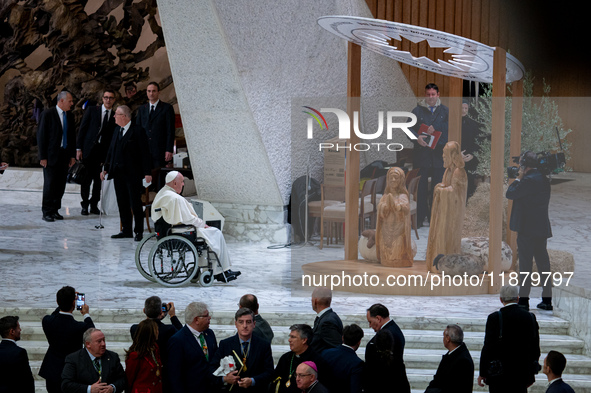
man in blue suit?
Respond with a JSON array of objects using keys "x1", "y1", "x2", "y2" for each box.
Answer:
[
  {"x1": 210, "y1": 308, "x2": 274, "y2": 392},
  {"x1": 322, "y1": 324, "x2": 364, "y2": 393},
  {"x1": 506, "y1": 151, "x2": 553, "y2": 310},
  {"x1": 543, "y1": 351, "x2": 575, "y2": 393},
  {"x1": 37, "y1": 90, "x2": 77, "y2": 221},
  {"x1": 0, "y1": 316, "x2": 35, "y2": 393},
  {"x1": 39, "y1": 286, "x2": 95, "y2": 393},
  {"x1": 167, "y1": 302, "x2": 218, "y2": 393}
]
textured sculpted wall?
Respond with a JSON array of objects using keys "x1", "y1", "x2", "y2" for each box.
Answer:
[{"x1": 0, "y1": 0, "x2": 173, "y2": 166}]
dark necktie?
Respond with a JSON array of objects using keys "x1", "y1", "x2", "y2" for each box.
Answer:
[
  {"x1": 313, "y1": 316, "x2": 319, "y2": 329},
  {"x1": 118, "y1": 126, "x2": 124, "y2": 140},
  {"x1": 149, "y1": 104, "x2": 155, "y2": 122},
  {"x1": 242, "y1": 341, "x2": 249, "y2": 356},
  {"x1": 62, "y1": 111, "x2": 68, "y2": 148},
  {"x1": 93, "y1": 357, "x2": 101, "y2": 374},
  {"x1": 101, "y1": 110, "x2": 109, "y2": 130}
]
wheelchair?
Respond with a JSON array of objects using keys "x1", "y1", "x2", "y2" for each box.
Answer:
[{"x1": 135, "y1": 215, "x2": 224, "y2": 288}]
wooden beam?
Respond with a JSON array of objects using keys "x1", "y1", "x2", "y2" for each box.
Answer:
[
  {"x1": 507, "y1": 79, "x2": 523, "y2": 271},
  {"x1": 345, "y1": 42, "x2": 361, "y2": 260},
  {"x1": 488, "y1": 47, "x2": 506, "y2": 293},
  {"x1": 448, "y1": 77, "x2": 463, "y2": 146}
]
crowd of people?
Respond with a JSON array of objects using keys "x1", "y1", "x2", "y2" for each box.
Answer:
[{"x1": 0, "y1": 285, "x2": 575, "y2": 393}]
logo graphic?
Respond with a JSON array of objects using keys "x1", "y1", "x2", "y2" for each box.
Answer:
[
  {"x1": 304, "y1": 106, "x2": 417, "y2": 152},
  {"x1": 302, "y1": 106, "x2": 328, "y2": 136}
]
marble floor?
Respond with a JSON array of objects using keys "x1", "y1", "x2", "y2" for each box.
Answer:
[{"x1": 0, "y1": 169, "x2": 589, "y2": 325}]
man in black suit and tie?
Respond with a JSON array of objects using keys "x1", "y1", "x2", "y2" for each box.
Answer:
[
  {"x1": 76, "y1": 90, "x2": 117, "y2": 215},
  {"x1": 478, "y1": 285, "x2": 541, "y2": 393},
  {"x1": 61, "y1": 328, "x2": 126, "y2": 393},
  {"x1": 364, "y1": 303, "x2": 410, "y2": 393},
  {"x1": 426, "y1": 324, "x2": 474, "y2": 393},
  {"x1": 211, "y1": 308, "x2": 274, "y2": 392},
  {"x1": 37, "y1": 90, "x2": 77, "y2": 222},
  {"x1": 0, "y1": 316, "x2": 35, "y2": 393},
  {"x1": 310, "y1": 287, "x2": 343, "y2": 354},
  {"x1": 322, "y1": 324, "x2": 364, "y2": 393},
  {"x1": 39, "y1": 286, "x2": 95, "y2": 393},
  {"x1": 167, "y1": 302, "x2": 218, "y2": 393},
  {"x1": 135, "y1": 81, "x2": 176, "y2": 169},
  {"x1": 506, "y1": 151, "x2": 553, "y2": 310},
  {"x1": 101, "y1": 105, "x2": 152, "y2": 241},
  {"x1": 543, "y1": 351, "x2": 575, "y2": 393}
]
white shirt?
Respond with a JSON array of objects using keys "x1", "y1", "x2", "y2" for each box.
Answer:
[
  {"x1": 149, "y1": 100, "x2": 160, "y2": 112},
  {"x1": 120, "y1": 121, "x2": 132, "y2": 137}
]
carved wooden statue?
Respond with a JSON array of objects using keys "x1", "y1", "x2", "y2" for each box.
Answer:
[
  {"x1": 426, "y1": 141, "x2": 468, "y2": 272},
  {"x1": 376, "y1": 167, "x2": 413, "y2": 267}
]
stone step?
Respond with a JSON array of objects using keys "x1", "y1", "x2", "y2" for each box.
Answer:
[
  {"x1": 19, "y1": 321, "x2": 585, "y2": 356},
  {"x1": 6, "y1": 307, "x2": 570, "y2": 335},
  {"x1": 27, "y1": 363, "x2": 591, "y2": 393}
]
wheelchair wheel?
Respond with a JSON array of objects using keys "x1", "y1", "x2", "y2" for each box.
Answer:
[
  {"x1": 148, "y1": 235, "x2": 199, "y2": 287},
  {"x1": 135, "y1": 232, "x2": 158, "y2": 282},
  {"x1": 198, "y1": 270, "x2": 214, "y2": 287}
]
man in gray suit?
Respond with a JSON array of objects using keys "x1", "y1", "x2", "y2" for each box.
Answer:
[{"x1": 61, "y1": 328, "x2": 126, "y2": 393}]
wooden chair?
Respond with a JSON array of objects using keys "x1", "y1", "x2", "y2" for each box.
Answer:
[
  {"x1": 319, "y1": 180, "x2": 376, "y2": 249},
  {"x1": 407, "y1": 175, "x2": 421, "y2": 240}
]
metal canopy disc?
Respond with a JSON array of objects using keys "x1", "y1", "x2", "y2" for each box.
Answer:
[{"x1": 317, "y1": 16, "x2": 524, "y2": 83}]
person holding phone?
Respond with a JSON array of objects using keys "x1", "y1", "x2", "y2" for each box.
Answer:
[{"x1": 39, "y1": 286, "x2": 95, "y2": 393}]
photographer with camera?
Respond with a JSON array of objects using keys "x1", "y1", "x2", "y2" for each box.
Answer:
[
  {"x1": 506, "y1": 151, "x2": 553, "y2": 311},
  {"x1": 130, "y1": 295, "x2": 182, "y2": 384}
]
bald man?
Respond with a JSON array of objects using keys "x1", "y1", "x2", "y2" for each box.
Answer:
[{"x1": 151, "y1": 171, "x2": 240, "y2": 282}]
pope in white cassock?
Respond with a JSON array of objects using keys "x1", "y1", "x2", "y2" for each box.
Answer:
[{"x1": 151, "y1": 171, "x2": 241, "y2": 283}]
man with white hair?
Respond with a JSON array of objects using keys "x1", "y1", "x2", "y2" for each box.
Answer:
[
  {"x1": 478, "y1": 285, "x2": 541, "y2": 393},
  {"x1": 101, "y1": 105, "x2": 152, "y2": 241},
  {"x1": 151, "y1": 170, "x2": 240, "y2": 282},
  {"x1": 167, "y1": 302, "x2": 218, "y2": 393}
]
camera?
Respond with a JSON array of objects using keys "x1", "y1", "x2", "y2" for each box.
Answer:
[
  {"x1": 507, "y1": 151, "x2": 566, "y2": 179},
  {"x1": 162, "y1": 302, "x2": 169, "y2": 316}
]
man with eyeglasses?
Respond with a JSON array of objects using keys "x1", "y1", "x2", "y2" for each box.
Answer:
[
  {"x1": 168, "y1": 302, "x2": 218, "y2": 393},
  {"x1": 76, "y1": 90, "x2": 117, "y2": 215},
  {"x1": 295, "y1": 362, "x2": 328, "y2": 393}
]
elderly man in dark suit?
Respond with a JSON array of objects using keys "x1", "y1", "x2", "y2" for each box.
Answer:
[
  {"x1": 167, "y1": 302, "x2": 218, "y2": 393},
  {"x1": 426, "y1": 324, "x2": 474, "y2": 393},
  {"x1": 76, "y1": 89, "x2": 117, "y2": 215},
  {"x1": 506, "y1": 150, "x2": 553, "y2": 310},
  {"x1": 37, "y1": 90, "x2": 77, "y2": 222},
  {"x1": 543, "y1": 351, "x2": 575, "y2": 393},
  {"x1": 135, "y1": 81, "x2": 176, "y2": 169},
  {"x1": 210, "y1": 308, "x2": 274, "y2": 392},
  {"x1": 61, "y1": 328, "x2": 126, "y2": 393},
  {"x1": 101, "y1": 105, "x2": 152, "y2": 241},
  {"x1": 310, "y1": 287, "x2": 343, "y2": 354},
  {"x1": 0, "y1": 316, "x2": 35, "y2": 393},
  {"x1": 364, "y1": 303, "x2": 410, "y2": 393},
  {"x1": 39, "y1": 286, "x2": 95, "y2": 393},
  {"x1": 478, "y1": 285, "x2": 541, "y2": 393},
  {"x1": 322, "y1": 324, "x2": 364, "y2": 393}
]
